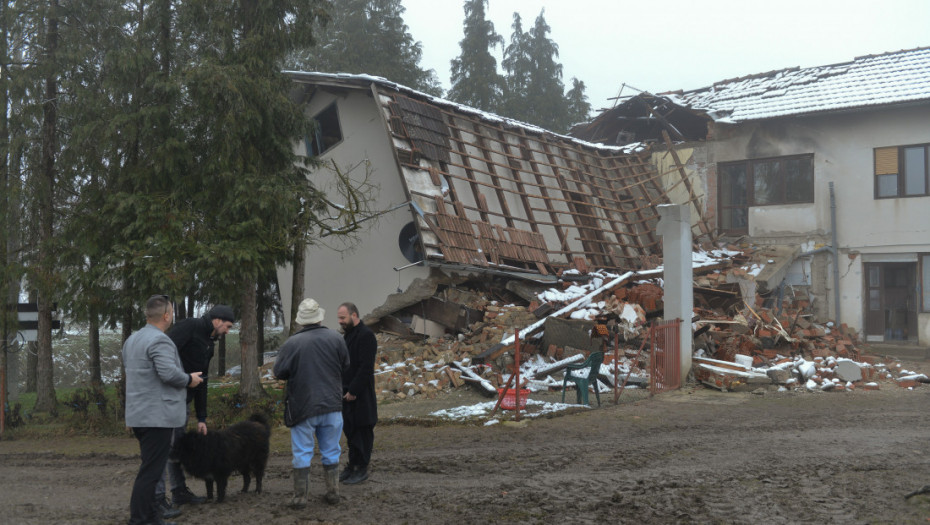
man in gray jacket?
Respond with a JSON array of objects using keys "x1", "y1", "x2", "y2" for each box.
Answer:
[
  {"x1": 123, "y1": 295, "x2": 203, "y2": 525},
  {"x1": 273, "y1": 297, "x2": 349, "y2": 508}
]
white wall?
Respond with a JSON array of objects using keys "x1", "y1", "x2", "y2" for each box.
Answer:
[
  {"x1": 709, "y1": 104, "x2": 930, "y2": 339},
  {"x1": 278, "y1": 88, "x2": 430, "y2": 327}
]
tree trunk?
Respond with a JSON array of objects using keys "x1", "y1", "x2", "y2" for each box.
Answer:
[
  {"x1": 216, "y1": 335, "x2": 226, "y2": 377},
  {"x1": 34, "y1": 295, "x2": 56, "y2": 412},
  {"x1": 289, "y1": 236, "x2": 305, "y2": 335},
  {"x1": 25, "y1": 290, "x2": 36, "y2": 393},
  {"x1": 89, "y1": 308, "x2": 101, "y2": 386},
  {"x1": 238, "y1": 280, "x2": 264, "y2": 400},
  {"x1": 33, "y1": 2, "x2": 60, "y2": 413},
  {"x1": 25, "y1": 342, "x2": 36, "y2": 393},
  {"x1": 0, "y1": 0, "x2": 10, "y2": 413},
  {"x1": 175, "y1": 297, "x2": 186, "y2": 319}
]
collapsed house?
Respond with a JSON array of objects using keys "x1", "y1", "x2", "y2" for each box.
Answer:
[
  {"x1": 572, "y1": 46, "x2": 930, "y2": 346},
  {"x1": 268, "y1": 47, "x2": 929, "y2": 403},
  {"x1": 277, "y1": 71, "x2": 710, "y2": 336}
]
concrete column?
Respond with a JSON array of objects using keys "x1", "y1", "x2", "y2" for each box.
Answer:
[{"x1": 657, "y1": 204, "x2": 693, "y2": 385}]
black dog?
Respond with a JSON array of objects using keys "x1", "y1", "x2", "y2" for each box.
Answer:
[{"x1": 170, "y1": 413, "x2": 271, "y2": 503}]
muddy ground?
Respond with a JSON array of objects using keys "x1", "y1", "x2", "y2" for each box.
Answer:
[{"x1": 3, "y1": 382, "x2": 930, "y2": 524}]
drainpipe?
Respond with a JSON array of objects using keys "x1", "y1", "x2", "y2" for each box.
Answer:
[{"x1": 829, "y1": 182, "x2": 841, "y2": 325}]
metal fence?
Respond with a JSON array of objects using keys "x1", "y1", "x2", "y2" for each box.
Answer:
[{"x1": 650, "y1": 319, "x2": 681, "y2": 395}]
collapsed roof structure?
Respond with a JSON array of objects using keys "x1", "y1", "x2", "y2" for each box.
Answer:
[{"x1": 281, "y1": 72, "x2": 714, "y2": 326}]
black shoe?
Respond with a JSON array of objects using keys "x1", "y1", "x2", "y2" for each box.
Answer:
[
  {"x1": 156, "y1": 497, "x2": 182, "y2": 519},
  {"x1": 172, "y1": 486, "x2": 206, "y2": 505},
  {"x1": 339, "y1": 465, "x2": 356, "y2": 482},
  {"x1": 343, "y1": 466, "x2": 369, "y2": 485}
]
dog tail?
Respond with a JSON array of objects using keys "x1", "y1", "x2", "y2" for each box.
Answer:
[{"x1": 249, "y1": 412, "x2": 271, "y2": 433}]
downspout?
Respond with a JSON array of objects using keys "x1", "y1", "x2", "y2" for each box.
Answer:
[{"x1": 829, "y1": 182, "x2": 841, "y2": 325}]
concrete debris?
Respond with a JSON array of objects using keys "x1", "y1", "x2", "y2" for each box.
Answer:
[{"x1": 254, "y1": 244, "x2": 920, "y2": 401}]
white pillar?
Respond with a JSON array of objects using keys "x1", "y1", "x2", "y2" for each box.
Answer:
[{"x1": 657, "y1": 204, "x2": 693, "y2": 385}]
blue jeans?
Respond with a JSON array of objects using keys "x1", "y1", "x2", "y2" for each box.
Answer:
[{"x1": 290, "y1": 411, "x2": 343, "y2": 468}]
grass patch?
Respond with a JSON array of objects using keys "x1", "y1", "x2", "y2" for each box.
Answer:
[{"x1": 4, "y1": 382, "x2": 286, "y2": 440}]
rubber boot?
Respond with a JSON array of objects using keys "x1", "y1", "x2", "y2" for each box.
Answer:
[
  {"x1": 323, "y1": 464, "x2": 339, "y2": 505},
  {"x1": 290, "y1": 467, "x2": 310, "y2": 509}
]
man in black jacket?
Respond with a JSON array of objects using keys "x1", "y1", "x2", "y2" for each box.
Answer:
[
  {"x1": 337, "y1": 302, "x2": 378, "y2": 485},
  {"x1": 155, "y1": 304, "x2": 235, "y2": 514}
]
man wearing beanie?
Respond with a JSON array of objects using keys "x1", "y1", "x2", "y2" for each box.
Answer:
[
  {"x1": 274, "y1": 298, "x2": 349, "y2": 507},
  {"x1": 154, "y1": 304, "x2": 236, "y2": 516}
]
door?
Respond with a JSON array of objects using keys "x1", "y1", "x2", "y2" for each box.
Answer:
[{"x1": 864, "y1": 262, "x2": 918, "y2": 341}]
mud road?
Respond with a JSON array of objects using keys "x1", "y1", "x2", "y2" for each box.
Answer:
[{"x1": 2, "y1": 385, "x2": 930, "y2": 524}]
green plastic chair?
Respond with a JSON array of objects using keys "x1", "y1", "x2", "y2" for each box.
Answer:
[{"x1": 561, "y1": 351, "x2": 604, "y2": 406}]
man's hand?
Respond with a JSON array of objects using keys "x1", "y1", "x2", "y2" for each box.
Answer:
[
  {"x1": 197, "y1": 422, "x2": 208, "y2": 435},
  {"x1": 188, "y1": 371, "x2": 203, "y2": 388},
  {"x1": 343, "y1": 392, "x2": 356, "y2": 401}
]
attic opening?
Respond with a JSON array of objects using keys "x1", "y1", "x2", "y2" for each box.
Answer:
[{"x1": 305, "y1": 101, "x2": 343, "y2": 157}]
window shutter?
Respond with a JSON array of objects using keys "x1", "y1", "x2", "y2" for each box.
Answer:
[{"x1": 875, "y1": 147, "x2": 898, "y2": 175}]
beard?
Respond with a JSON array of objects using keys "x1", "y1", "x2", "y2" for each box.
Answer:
[{"x1": 339, "y1": 321, "x2": 356, "y2": 334}]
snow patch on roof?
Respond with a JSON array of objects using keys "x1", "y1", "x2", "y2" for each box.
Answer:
[{"x1": 674, "y1": 47, "x2": 930, "y2": 122}]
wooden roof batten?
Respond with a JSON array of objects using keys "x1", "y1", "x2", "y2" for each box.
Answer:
[
  {"x1": 286, "y1": 72, "x2": 670, "y2": 275},
  {"x1": 377, "y1": 86, "x2": 669, "y2": 275}
]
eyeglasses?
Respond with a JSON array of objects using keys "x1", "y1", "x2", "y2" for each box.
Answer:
[{"x1": 148, "y1": 294, "x2": 171, "y2": 318}]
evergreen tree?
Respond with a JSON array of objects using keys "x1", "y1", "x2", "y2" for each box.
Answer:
[
  {"x1": 287, "y1": 0, "x2": 442, "y2": 96},
  {"x1": 524, "y1": 10, "x2": 567, "y2": 130},
  {"x1": 447, "y1": 0, "x2": 504, "y2": 113},
  {"x1": 500, "y1": 9, "x2": 583, "y2": 133},
  {"x1": 565, "y1": 77, "x2": 592, "y2": 127},
  {"x1": 500, "y1": 12, "x2": 531, "y2": 119},
  {"x1": 180, "y1": 0, "x2": 329, "y2": 399}
]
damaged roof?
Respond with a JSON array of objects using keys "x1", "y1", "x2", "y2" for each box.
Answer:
[
  {"x1": 572, "y1": 46, "x2": 930, "y2": 145},
  {"x1": 668, "y1": 46, "x2": 930, "y2": 122},
  {"x1": 288, "y1": 72, "x2": 705, "y2": 275}
]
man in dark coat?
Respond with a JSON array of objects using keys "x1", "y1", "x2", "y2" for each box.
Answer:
[
  {"x1": 155, "y1": 304, "x2": 235, "y2": 513},
  {"x1": 337, "y1": 302, "x2": 378, "y2": 485}
]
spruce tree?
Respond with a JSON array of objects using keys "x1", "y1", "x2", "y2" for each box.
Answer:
[
  {"x1": 524, "y1": 10, "x2": 568, "y2": 131},
  {"x1": 500, "y1": 12, "x2": 531, "y2": 120},
  {"x1": 288, "y1": 0, "x2": 442, "y2": 96},
  {"x1": 447, "y1": 0, "x2": 504, "y2": 113},
  {"x1": 179, "y1": 0, "x2": 328, "y2": 399},
  {"x1": 500, "y1": 9, "x2": 584, "y2": 133},
  {"x1": 565, "y1": 77, "x2": 592, "y2": 127}
]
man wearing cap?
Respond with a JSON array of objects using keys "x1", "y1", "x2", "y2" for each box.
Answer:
[
  {"x1": 273, "y1": 298, "x2": 349, "y2": 507},
  {"x1": 155, "y1": 304, "x2": 236, "y2": 515}
]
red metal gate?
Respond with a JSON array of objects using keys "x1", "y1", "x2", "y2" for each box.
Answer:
[{"x1": 650, "y1": 319, "x2": 681, "y2": 395}]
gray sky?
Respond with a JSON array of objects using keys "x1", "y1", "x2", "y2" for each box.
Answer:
[{"x1": 401, "y1": 0, "x2": 930, "y2": 112}]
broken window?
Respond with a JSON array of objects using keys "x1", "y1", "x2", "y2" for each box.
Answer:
[
  {"x1": 717, "y1": 155, "x2": 814, "y2": 233},
  {"x1": 305, "y1": 102, "x2": 343, "y2": 157},
  {"x1": 874, "y1": 144, "x2": 929, "y2": 198}
]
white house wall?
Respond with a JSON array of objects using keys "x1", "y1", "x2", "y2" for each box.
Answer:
[
  {"x1": 708, "y1": 104, "x2": 930, "y2": 341},
  {"x1": 278, "y1": 88, "x2": 429, "y2": 326}
]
